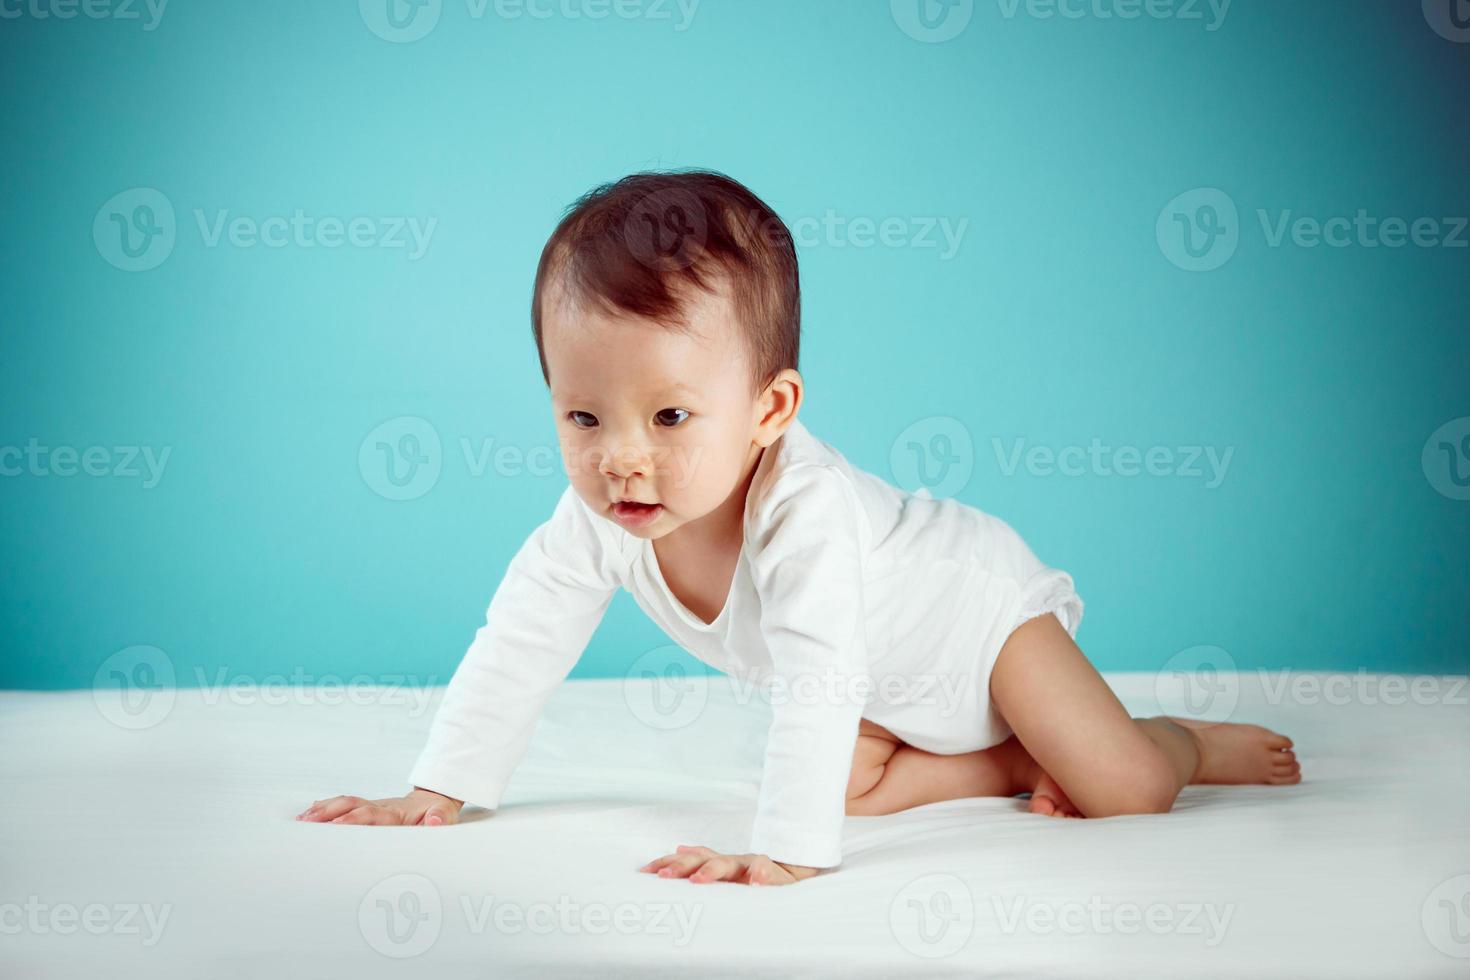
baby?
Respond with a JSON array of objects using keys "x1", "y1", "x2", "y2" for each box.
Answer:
[{"x1": 298, "y1": 170, "x2": 1300, "y2": 886}]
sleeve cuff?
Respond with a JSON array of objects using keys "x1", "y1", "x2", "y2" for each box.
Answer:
[
  {"x1": 749, "y1": 817, "x2": 844, "y2": 870},
  {"x1": 1012, "y1": 567, "x2": 1084, "y2": 637},
  {"x1": 406, "y1": 759, "x2": 510, "y2": 811}
]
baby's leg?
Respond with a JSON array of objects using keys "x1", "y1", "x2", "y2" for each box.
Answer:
[
  {"x1": 845, "y1": 718, "x2": 1044, "y2": 816},
  {"x1": 988, "y1": 614, "x2": 1300, "y2": 820}
]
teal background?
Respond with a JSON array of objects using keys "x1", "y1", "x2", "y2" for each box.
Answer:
[{"x1": 2, "y1": 0, "x2": 1467, "y2": 688}]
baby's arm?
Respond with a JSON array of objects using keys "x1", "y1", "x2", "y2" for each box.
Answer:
[
  {"x1": 295, "y1": 486, "x2": 622, "y2": 826},
  {"x1": 642, "y1": 465, "x2": 869, "y2": 883}
]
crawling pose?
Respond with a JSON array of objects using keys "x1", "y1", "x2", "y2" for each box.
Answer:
[{"x1": 299, "y1": 170, "x2": 1299, "y2": 885}]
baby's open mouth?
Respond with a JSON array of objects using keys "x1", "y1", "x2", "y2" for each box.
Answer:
[{"x1": 612, "y1": 500, "x2": 663, "y2": 527}]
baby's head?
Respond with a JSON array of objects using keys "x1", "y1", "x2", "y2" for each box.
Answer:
[{"x1": 532, "y1": 170, "x2": 802, "y2": 539}]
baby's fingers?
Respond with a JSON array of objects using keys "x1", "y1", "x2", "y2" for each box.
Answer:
[
  {"x1": 297, "y1": 796, "x2": 365, "y2": 822},
  {"x1": 418, "y1": 801, "x2": 459, "y2": 827},
  {"x1": 688, "y1": 855, "x2": 743, "y2": 883},
  {"x1": 331, "y1": 804, "x2": 398, "y2": 826}
]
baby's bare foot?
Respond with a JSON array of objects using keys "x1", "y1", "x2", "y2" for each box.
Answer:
[
  {"x1": 1005, "y1": 743, "x2": 1082, "y2": 818},
  {"x1": 1166, "y1": 717, "x2": 1301, "y2": 785},
  {"x1": 1027, "y1": 769, "x2": 1082, "y2": 818}
]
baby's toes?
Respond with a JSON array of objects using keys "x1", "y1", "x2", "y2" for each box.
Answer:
[
  {"x1": 1027, "y1": 794, "x2": 1058, "y2": 817},
  {"x1": 1268, "y1": 758, "x2": 1302, "y2": 784},
  {"x1": 1263, "y1": 731, "x2": 1294, "y2": 751}
]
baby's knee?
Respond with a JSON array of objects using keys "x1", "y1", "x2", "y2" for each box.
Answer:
[{"x1": 1086, "y1": 751, "x2": 1178, "y2": 817}]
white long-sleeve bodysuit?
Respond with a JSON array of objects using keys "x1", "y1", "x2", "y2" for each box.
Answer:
[{"x1": 408, "y1": 417, "x2": 1083, "y2": 869}]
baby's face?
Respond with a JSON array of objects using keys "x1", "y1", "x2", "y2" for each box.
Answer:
[{"x1": 543, "y1": 281, "x2": 765, "y2": 540}]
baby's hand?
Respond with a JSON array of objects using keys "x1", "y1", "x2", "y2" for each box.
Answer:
[
  {"x1": 638, "y1": 844, "x2": 821, "y2": 886},
  {"x1": 296, "y1": 788, "x2": 462, "y2": 826}
]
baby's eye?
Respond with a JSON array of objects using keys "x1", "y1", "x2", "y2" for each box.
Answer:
[
  {"x1": 566, "y1": 411, "x2": 598, "y2": 429},
  {"x1": 655, "y1": 408, "x2": 690, "y2": 427}
]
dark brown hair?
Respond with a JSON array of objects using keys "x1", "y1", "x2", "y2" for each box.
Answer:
[{"x1": 531, "y1": 169, "x2": 800, "y2": 397}]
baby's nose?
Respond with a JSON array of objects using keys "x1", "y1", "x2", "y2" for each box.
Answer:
[{"x1": 596, "y1": 440, "x2": 653, "y2": 479}]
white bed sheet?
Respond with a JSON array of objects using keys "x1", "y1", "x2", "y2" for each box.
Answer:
[{"x1": 2, "y1": 671, "x2": 1467, "y2": 978}]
